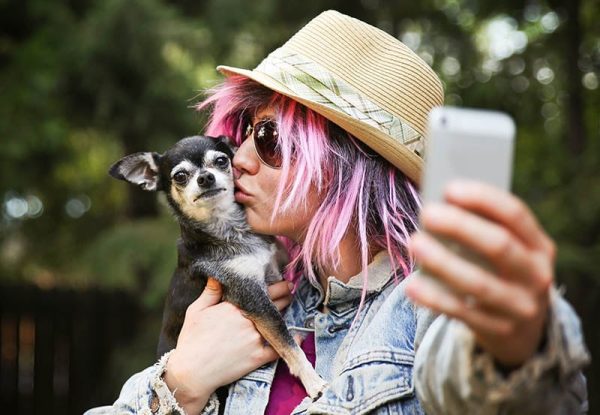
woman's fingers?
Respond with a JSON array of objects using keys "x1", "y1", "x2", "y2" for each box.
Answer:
[
  {"x1": 406, "y1": 275, "x2": 515, "y2": 338},
  {"x1": 251, "y1": 344, "x2": 279, "y2": 366},
  {"x1": 272, "y1": 296, "x2": 292, "y2": 312},
  {"x1": 406, "y1": 270, "x2": 548, "y2": 366},
  {"x1": 267, "y1": 280, "x2": 293, "y2": 299},
  {"x1": 444, "y1": 180, "x2": 556, "y2": 259},
  {"x1": 420, "y1": 203, "x2": 528, "y2": 276},
  {"x1": 190, "y1": 278, "x2": 223, "y2": 312},
  {"x1": 409, "y1": 232, "x2": 538, "y2": 320},
  {"x1": 267, "y1": 280, "x2": 293, "y2": 312},
  {"x1": 409, "y1": 181, "x2": 555, "y2": 367},
  {"x1": 420, "y1": 203, "x2": 553, "y2": 294}
]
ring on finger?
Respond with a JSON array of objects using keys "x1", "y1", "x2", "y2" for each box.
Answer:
[{"x1": 464, "y1": 294, "x2": 477, "y2": 309}]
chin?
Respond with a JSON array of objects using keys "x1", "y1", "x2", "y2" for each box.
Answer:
[
  {"x1": 245, "y1": 212, "x2": 283, "y2": 237},
  {"x1": 244, "y1": 210, "x2": 270, "y2": 234}
]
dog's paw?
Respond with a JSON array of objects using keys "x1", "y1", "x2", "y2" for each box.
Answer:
[{"x1": 305, "y1": 376, "x2": 327, "y2": 400}]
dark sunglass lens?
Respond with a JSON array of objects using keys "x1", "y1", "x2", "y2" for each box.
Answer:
[{"x1": 255, "y1": 121, "x2": 282, "y2": 168}]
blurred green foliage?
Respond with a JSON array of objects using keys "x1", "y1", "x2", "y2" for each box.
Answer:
[
  {"x1": 79, "y1": 215, "x2": 179, "y2": 307},
  {"x1": 1, "y1": 0, "x2": 598, "y2": 408}
]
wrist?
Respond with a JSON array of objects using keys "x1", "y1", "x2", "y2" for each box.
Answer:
[{"x1": 163, "y1": 352, "x2": 214, "y2": 414}]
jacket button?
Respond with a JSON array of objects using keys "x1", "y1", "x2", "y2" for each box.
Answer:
[
  {"x1": 327, "y1": 322, "x2": 350, "y2": 334},
  {"x1": 304, "y1": 318, "x2": 314, "y2": 329},
  {"x1": 346, "y1": 375, "x2": 355, "y2": 401}
]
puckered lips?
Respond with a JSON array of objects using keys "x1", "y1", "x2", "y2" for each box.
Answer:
[{"x1": 234, "y1": 180, "x2": 252, "y2": 204}]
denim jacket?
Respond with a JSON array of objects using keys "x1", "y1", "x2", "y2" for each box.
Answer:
[{"x1": 85, "y1": 252, "x2": 590, "y2": 415}]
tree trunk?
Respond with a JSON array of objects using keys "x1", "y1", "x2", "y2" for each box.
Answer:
[{"x1": 564, "y1": 0, "x2": 585, "y2": 156}]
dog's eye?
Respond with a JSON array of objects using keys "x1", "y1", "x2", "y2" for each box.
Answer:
[
  {"x1": 215, "y1": 156, "x2": 229, "y2": 168},
  {"x1": 173, "y1": 171, "x2": 188, "y2": 185}
]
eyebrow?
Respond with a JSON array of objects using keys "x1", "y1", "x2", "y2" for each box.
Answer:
[{"x1": 252, "y1": 107, "x2": 276, "y2": 122}]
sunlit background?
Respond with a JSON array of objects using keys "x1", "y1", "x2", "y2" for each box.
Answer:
[{"x1": 1, "y1": 0, "x2": 598, "y2": 413}]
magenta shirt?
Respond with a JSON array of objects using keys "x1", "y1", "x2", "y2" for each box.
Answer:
[{"x1": 264, "y1": 332, "x2": 316, "y2": 415}]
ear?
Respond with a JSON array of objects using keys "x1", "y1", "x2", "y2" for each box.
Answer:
[
  {"x1": 214, "y1": 135, "x2": 237, "y2": 158},
  {"x1": 108, "y1": 152, "x2": 162, "y2": 191}
]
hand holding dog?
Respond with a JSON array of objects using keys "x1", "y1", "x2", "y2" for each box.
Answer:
[
  {"x1": 164, "y1": 278, "x2": 293, "y2": 414},
  {"x1": 406, "y1": 180, "x2": 555, "y2": 368}
]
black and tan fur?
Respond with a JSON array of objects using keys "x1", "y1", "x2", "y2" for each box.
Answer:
[{"x1": 109, "y1": 135, "x2": 326, "y2": 398}]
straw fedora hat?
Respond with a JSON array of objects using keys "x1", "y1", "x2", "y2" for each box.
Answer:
[{"x1": 217, "y1": 10, "x2": 444, "y2": 183}]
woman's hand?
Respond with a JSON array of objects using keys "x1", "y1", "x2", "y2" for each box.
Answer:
[
  {"x1": 406, "y1": 180, "x2": 555, "y2": 368},
  {"x1": 164, "y1": 278, "x2": 293, "y2": 414}
]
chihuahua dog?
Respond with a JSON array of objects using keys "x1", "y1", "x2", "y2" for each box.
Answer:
[{"x1": 109, "y1": 135, "x2": 326, "y2": 398}]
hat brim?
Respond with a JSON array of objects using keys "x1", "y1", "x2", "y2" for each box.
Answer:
[{"x1": 217, "y1": 65, "x2": 423, "y2": 185}]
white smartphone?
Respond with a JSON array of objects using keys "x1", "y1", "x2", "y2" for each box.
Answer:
[
  {"x1": 421, "y1": 106, "x2": 516, "y2": 204},
  {"x1": 419, "y1": 106, "x2": 516, "y2": 291}
]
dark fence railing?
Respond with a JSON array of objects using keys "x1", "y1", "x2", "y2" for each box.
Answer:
[{"x1": 0, "y1": 283, "x2": 141, "y2": 414}]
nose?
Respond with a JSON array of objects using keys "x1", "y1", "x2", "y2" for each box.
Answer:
[
  {"x1": 233, "y1": 137, "x2": 260, "y2": 175},
  {"x1": 197, "y1": 171, "x2": 215, "y2": 187}
]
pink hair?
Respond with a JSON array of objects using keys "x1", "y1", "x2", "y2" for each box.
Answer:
[{"x1": 197, "y1": 76, "x2": 421, "y2": 312}]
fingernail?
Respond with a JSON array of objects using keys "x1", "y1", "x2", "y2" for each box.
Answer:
[
  {"x1": 207, "y1": 278, "x2": 220, "y2": 289},
  {"x1": 287, "y1": 282, "x2": 295, "y2": 292}
]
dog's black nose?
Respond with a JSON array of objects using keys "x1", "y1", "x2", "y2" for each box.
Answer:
[{"x1": 197, "y1": 171, "x2": 215, "y2": 187}]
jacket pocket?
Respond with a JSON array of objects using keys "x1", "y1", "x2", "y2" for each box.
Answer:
[{"x1": 305, "y1": 350, "x2": 416, "y2": 415}]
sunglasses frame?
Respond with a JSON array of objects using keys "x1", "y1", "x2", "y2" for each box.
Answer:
[{"x1": 245, "y1": 118, "x2": 282, "y2": 169}]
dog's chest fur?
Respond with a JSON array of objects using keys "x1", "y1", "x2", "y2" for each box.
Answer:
[
  {"x1": 189, "y1": 230, "x2": 284, "y2": 287},
  {"x1": 220, "y1": 243, "x2": 282, "y2": 284}
]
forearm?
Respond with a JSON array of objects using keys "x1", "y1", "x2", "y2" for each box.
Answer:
[{"x1": 413, "y1": 287, "x2": 590, "y2": 414}]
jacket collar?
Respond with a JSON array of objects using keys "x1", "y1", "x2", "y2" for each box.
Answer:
[{"x1": 303, "y1": 251, "x2": 399, "y2": 309}]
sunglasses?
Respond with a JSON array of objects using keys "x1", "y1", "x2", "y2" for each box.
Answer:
[{"x1": 245, "y1": 119, "x2": 282, "y2": 169}]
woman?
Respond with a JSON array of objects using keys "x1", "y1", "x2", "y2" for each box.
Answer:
[{"x1": 87, "y1": 10, "x2": 589, "y2": 415}]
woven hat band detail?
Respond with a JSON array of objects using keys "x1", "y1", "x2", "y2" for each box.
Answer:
[{"x1": 255, "y1": 49, "x2": 424, "y2": 155}]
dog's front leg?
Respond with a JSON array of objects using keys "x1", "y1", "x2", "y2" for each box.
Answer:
[
  {"x1": 244, "y1": 296, "x2": 327, "y2": 399},
  {"x1": 194, "y1": 261, "x2": 327, "y2": 398}
]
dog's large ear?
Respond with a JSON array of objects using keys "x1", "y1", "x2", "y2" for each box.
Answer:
[
  {"x1": 215, "y1": 135, "x2": 237, "y2": 158},
  {"x1": 109, "y1": 152, "x2": 162, "y2": 191}
]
